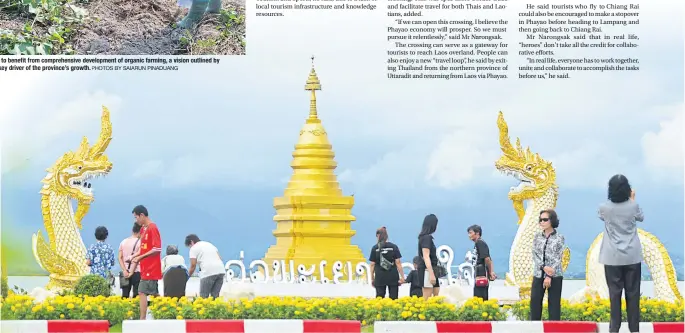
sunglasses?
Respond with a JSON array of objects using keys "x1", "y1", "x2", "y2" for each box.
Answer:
[{"x1": 539, "y1": 218, "x2": 550, "y2": 223}]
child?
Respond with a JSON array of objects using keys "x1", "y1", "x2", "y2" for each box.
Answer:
[{"x1": 405, "y1": 256, "x2": 423, "y2": 298}]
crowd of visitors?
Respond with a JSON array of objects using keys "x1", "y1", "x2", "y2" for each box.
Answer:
[
  {"x1": 84, "y1": 204, "x2": 223, "y2": 320},
  {"x1": 362, "y1": 174, "x2": 645, "y2": 329},
  {"x1": 83, "y1": 174, "x2": 645, "y2": 326}
]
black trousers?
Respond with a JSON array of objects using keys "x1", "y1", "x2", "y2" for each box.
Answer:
[
  {"x1": 473, "y1": 265, "x2": 489, "y2": 300},
  {"x1": 605, "y1": 263, "x2": 641, "y2": 333},
  {"x1": 529, "y1": 276, "x2": 563, "y2": 320},
  {"x1": 121, "y1": 272, "x2": 141, "y2": 298},
  {"x1": 375, "y1": 285, "x2": 399, "y2": 300},
  {"x1": 473, "y1": 285, "x2": 489, "y2": 300}
]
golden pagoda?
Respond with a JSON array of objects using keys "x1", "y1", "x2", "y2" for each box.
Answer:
[{"x1": 262, "y1": 57, "x2": 366, "y2": 279}]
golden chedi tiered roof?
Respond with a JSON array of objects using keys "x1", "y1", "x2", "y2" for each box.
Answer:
[{"x1": 262, "y1": 58, "x2": 365, "y2": 279}]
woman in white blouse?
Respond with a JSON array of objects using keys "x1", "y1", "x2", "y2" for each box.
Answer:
[
  {"x1": 162, "y1": 245, "x2": 187, "y2": 274},
  {"x1": 162, "y1": 245, "x2": 189, "y2": 298}
]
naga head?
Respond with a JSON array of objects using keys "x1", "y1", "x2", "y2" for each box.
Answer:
[
  {"x1": 41, "y1": 106, "x2": 113, "y2": 228},
  {"x1": 494, "y1": 111, "x2": 557, "y2": 223}
]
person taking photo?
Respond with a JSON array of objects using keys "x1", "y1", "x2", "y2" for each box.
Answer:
[{"x1": 598, "y1": 175, "x2": 644, "y2": 333}]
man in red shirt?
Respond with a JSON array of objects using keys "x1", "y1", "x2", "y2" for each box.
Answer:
[{"x1": 131, "y1": 205, "x2": 162, "y2": 320}]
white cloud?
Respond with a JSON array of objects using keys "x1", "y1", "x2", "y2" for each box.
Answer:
[
  {"x1": 1, "y1": 0, "x2": 681, "y2": 201},
  {"x1": 329, "y1": 0, "x2": 683, "y2": 194},
  {"x1": 547, "y1": 142, "x2": 631, "y2": 189},
  {"x1": 338, "y1": 143, "x2": 429, "y2": 190},
  {"x1": 0, "y1": 72, "x2": 120, "y2": 174},
  {"x1": 43, "y1": 91, "x2": 122, "y2": 138},
  {"x1": 133, "y1": 160, "x2": 164, "y2": 178},
  {"x1": 641, "y1": 105, "x2": 684, "y2": 181},
  {"x1": 135, "y1": 147, "x2": 285, "y2": 188},
  {"x1": 344, "y1": 96, "x2": 679, "y2": 193},
  {"x1": 426, "y1": 129, "x2": 501, "y2": 189}
]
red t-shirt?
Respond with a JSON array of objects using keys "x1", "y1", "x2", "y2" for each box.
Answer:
[{"x1": 139, "y1": 222, "x2": 162, "y2": 280}]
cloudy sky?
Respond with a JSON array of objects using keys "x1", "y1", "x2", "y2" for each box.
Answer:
[{"x1": 1, "y1": 0, "x2": 682, "y2": 276}]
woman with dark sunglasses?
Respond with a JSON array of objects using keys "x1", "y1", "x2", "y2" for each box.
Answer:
[{"x1": 529, "y1": 209, "x2": 566, "y2": 321}]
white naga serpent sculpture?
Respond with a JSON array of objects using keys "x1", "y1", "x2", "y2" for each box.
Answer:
[
  {"x1": 494, "y1": 111, "x2": 570, "y2": 298},
  {"x1": 572, "y1": 230, "x2": 682, "y2": 302},
  {"x1": 495, "y1": 111, "x2": 681, "y2": 302},
  {"x1": 32, "y1": 106, "x2": 113, "y2": 290}
]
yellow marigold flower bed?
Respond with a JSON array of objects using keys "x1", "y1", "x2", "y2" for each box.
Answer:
[
  {"x1": 0, "y1": 294, "x2": 506, "y2": 325},
  {"x1": 148, "y1": 295, "x2": 506, "y2": 325},
  {"x1": 9, "y1": 293, "x2": 681, "y2": 324},
  {"x1": 510, "y1": 295, "x2": 684, "y2": 322},
  {"x1": 0, "y1": 294, "x2": 139, "y2": 324}
]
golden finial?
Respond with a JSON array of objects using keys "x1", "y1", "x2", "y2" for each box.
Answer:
[{"x1": 304, "y1": 56, "x2": 322, "y2": 121}]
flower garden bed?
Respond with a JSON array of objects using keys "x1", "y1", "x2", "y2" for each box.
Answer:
[
  {"x1": 509, "y1": 296, "x2": 684, "y2": 322},
  {"x1": 0, "y1": 294, "x2": 505, "y2": 326},
  {"x1": 1, "y1": 293, "x2": 682, "y2": 329},
  {"x1": 1, "y1": 294, "x2": 138, "y2": 324}
]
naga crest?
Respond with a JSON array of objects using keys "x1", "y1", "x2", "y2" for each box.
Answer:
[
  {"x1": 40, "y1": 106, "x2": 113, "y2": 228},
  {"x1": 495, "y1": 111, "x2": 557, "y2": 223}
]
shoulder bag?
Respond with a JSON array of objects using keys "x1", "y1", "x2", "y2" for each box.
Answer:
[
  {"x1": 474, "y1": 263, "x2": 489, "y2": 287},
  {"x1": 475, "y1": 275, "x2": 489, "y2": 287},
  {"x1": 378, "y1": 243, "x2": 394, "y2": 271},
  {"x1": 107, "y1": 271, "x2": 116, "y2": 287},
  {"x1": 434, "y1": 263, "x2": 448, "y2": 278},
  {"x1": 119, "y1": 238, "x2": 139, "y2": 288}
]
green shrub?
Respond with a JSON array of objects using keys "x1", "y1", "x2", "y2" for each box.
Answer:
[
  {"x1": 57, "y1": 288, "x2": 75, "y2": 296},
  {"x1": 73, "y1": 274, "x2": 111, "y2": 297}
]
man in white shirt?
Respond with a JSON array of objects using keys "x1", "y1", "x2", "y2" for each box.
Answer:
[{"x1": 185, "y1": 234, "x2": 226, "y2": 298}]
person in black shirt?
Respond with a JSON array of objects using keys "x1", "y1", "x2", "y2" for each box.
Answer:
[
  {"x1": 468, "y1": 224, "x2": 496, "y2": 300},
  {"x1": 404, "y1": 256, "x2": 423, "y2": 298},
  {"x1": 418, "y1": 214, "x2": 440, "y2": 299},
  {"x1": 369, "y1": 227, "x2": 405, "y2": 299}
]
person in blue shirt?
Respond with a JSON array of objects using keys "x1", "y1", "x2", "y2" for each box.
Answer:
[{"x1": 87, "y1": 226, "x2": 116, "y2": 280}]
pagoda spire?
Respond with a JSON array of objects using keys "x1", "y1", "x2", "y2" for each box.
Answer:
[
  {"x1": 262, "y1": 58, "x2": 366, "y2": 280},
  {"x1": 304, "y1": 55, "x2": 321, "y2": 123}
]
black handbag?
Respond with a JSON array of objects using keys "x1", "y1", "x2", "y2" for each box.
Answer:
[
  {"x1": 434, "y1": 264, "x2": 448, "y2": 278},
  {"x1": 107, "y1": 271, "x2": 116, "y2": 287},
  {"x1": 119, "y1": 238, "x2": 139, "y2": 288},
  {"x1": 417, "y1": 238, "x2": 448, "y2": 278}
]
